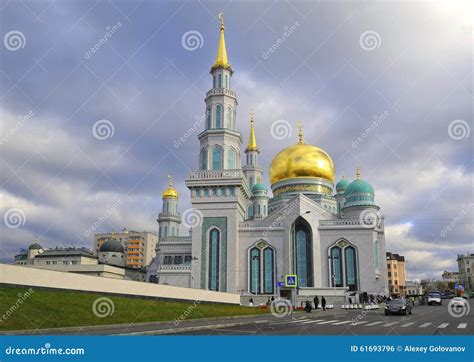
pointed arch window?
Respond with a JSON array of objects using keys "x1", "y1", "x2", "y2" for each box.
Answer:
[
  {"x1": 373, "y1": 240, "x2": 380, "y2": 268},
  {"x1": 200, "y1": 148, "x2": 207, "y2": 170},
  {"x1": 208, "y1": 228, "x2": 220, "y2": 291},
  {"x1": 215, "y1": 105, "x2": 222, "y2": 128},
  {"x1": 227, "y1": 148, "x2": 235, "y2": 169},
  {"x1": 212, "y1": 146, "x2": 223, "y2": 170},
  {"x1": 218, "y1": 74, "x2": 222, "y2": 88},
  {"x1": 250, "y1": 248, "x2": 260, "y2": 294},
  {"x1": 330, "y1": 246, "x2": 343, "y2": 287},
  {"x1": 226, "y1": 107, "x2": 232, "y2": 129},
  {"x1": 345, "y1": 246, "x2": 358, "y2": 291},
  {"x1": 292, "y1": 218, "x2": 314, "y2": 287},
  {"x1": 206, "y1": 107, "x2": 211, "y2": 129},
  {"x1": 263, "y1": 248, "x2": 274, "y2": 294},
  {"x1": 224, "y1": 74, "x2": 228, "y2": 88}
]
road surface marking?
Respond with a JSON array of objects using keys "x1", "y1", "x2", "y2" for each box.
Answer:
[
  {"x1": 457, "y1": 323, "x2": 467, "y2": 329},
  {"x1": 419, "y1": 323, "x2": 432, "y2": 328},
  {"x1": 351, "y1": 321, "x2": 368, "y2": 325},
  {"x1": 366, "y1": 321, "x2": 383, "y2": 326},
  {"x1": 382, "y1": 322, "x2": 399, "y2": 327},
  {"x1": 437, "y1": 323, "x2": 449, "y2": 329},
  {"x1": 292, "y1": 319, "x2": 311, "y2": 323},
  {"x1": 316, "y1": 320, "x2": 339, "y2": 324},
  {"x1": 301, "y1": 319, "x2": 325, "y2": 324},
  {"x1": 332, "y1": 321, "x2": 353, "y2": 325},
  {"x1": 401, "y1": 322, "x2": 415, "y2": 327}
]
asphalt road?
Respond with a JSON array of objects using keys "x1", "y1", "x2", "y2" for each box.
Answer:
[{"x1": 175, "y1": 300, "x2": 473, "y2": 336}]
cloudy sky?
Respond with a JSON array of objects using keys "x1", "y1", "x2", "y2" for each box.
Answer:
[{"x1": 0, "y1": 0, "x2": 472, "y2": 280}]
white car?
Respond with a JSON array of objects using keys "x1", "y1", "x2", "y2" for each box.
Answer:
[
  {"x1": 450, "y1": 297, "x2": 467, "y2": 308},
  {"x1": 427, "y1": 292, "x2": 442, "y2": 305}
]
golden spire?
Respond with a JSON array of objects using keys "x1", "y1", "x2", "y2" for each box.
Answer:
[
  {"x1": 162, "y1": 174, "x2": 178, "y2": 198},
  {"x1": 246, "y1": 110, "x2": 258, "y2": 152},
  {"x1": 356, "y1": 164, "x2": 361, "y2": 179},
  {"x1": 296, "y1": 121, "x2": 304, "y2": 144},
  {"x1": 211, "y1": 12, "x2": 232, "y2": 72}
]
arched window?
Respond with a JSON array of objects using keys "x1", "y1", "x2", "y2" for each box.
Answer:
[
  {"x1": 330, "y1": 246, "x2": 343, "y2": 287},
  {"x1": 250, "y1": 247, "x2": 260, "y2": 294},
  {"x1": 263, "y1": 247, "x2": 274, "y2": 294},
  {"x1": 200, "y1": 148, "x2": 207, "y2": 170},
  {"x1": 226, "y1": 107, "x2": 232, "y2": 129},
  {"x1": 213, "y1": 76, "x2": 216, "y2": 88},
  {"x1": 215, "y1": 105, "x2": 222, "y2": 128},
  {"x1": 164, "y1": 226, "x2": 168, "y2": 237},
  {"x1": 292, "y1": 218, "x2": 313, "y2": 287},
  {"x1": 224, "y1": 74, "x2": 228, "y2": 88},
  {"x1": 227, "y1": 148, "x2": 235, "y2": 169},
  {"x1": 373, "y1": 240, "x2": 380, "y2": 268},
  {"x1": 247, "y1": 205, "x2": 253, "y2": 219},
  {"x1": 345, "y1": 246, "x2": 358, "y2": 291},
  {"x1": 206, "y1": 107, "x2": 211, "y2": 129},
  {"x1": 212, "y1": 146, "x2": 223, "y2": 170},
  {"x1": 218, "y1": 74, "x2": 222, "y2": 88},
  {"x1": 208, "y1": 228, "x2": 220, "y2": 291}
]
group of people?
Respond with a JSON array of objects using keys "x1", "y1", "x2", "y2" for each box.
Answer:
[{"x1": 305, "y1": 296, "x2": 327, "y2": 312}]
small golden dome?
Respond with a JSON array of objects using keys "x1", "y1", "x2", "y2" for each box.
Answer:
[
  {"x1": 269, "y1": 124, "x2": 335, "y2": 185},
  {"x1": 162, "y1": 175, "x2": 178, "y2": 199}
]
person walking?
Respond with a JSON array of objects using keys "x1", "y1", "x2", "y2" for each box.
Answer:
[
  {"x1": 321, "y1": 296, "x2": 327, "y2": 311},
  {"x1": 313, "y1": 295, "x2": 319, "y2": 309}
]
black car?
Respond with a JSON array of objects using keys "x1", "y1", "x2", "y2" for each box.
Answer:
[{"x1": 384, "y1": 299, "x2": 412, "y2": 315}]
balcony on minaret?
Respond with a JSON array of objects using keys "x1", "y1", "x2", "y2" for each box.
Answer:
[
  {"x1": 187, "y1": 169, "x2": 243, "y2": 180},
  {"x1": 205, "y1": 87, "x2": 236, "y2": 99}
]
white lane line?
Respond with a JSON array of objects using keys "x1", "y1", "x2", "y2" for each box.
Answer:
[
  {"x1": 316, "y1": 320, "x2": 339, "y2": 325},
  {"x1": 301, "y1": 319, "x2": 325, "y2": 324},
  {"x1": 419, "y1": 323, "x2": 432, "y2": 328},
  {"x1": 401, "y1": 322, "x2": 415, "y2": 327},
  {"x1": 366, "y1": 321, "x2": 383, "y2": 326},
  {"x1": 382, "y1": 322, "x2": 399, "y2": 327},
  {"x1": 332, "y1": 321, "x2": 353, "y2": 325},
  {"x1": 291, "y1": 319, "x2": 311, "y2": 323},
  {"x1": 458, "y1": 323, "x2": 467, "y2": 329},
  {"x1": 437, "y1": 323, "x2": 449, "y2": 329},
  {"x1": 351, "y1": 321, "x2": 368, "y2": 325}
]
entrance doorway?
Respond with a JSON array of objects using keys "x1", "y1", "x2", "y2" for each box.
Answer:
[{"x1": 279, "y1": 289, "x2": 291, "y2": 299}]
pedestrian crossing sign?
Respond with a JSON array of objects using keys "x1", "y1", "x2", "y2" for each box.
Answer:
[{"x1": 285, "y1": 274, "x2": 298, "y2": 288}]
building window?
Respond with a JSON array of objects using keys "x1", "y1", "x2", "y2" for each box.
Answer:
[
  {"x1": 345, "y1": 246, "x2": 357, "y2": 291},
  {"x1": 224, "y1": 74, "x2": 228, "y2": 88},
  {"x1": 373, "y1": 240, "x2": 380, "y2": 268},
  {"x1": 330, "y1": 246, "x2": 343, "y2": 287},
  {"x1": 388, "y1": 272, "x2": 392, "y2": 277},
  {"x1": 218, "y1": 74, "x2": 222, "y2": 87},
  {"x1": 206, "y1": 107, "x2": 211, "y2": 129},
  {"x1": 263, "y1": 247, "x2": 274, "y2": 294},
  {"x1": 164, "y1": 226, "x2": 168, "y2": 237},
  {"x1": 215, "y1": 105, "x2": 222, "y2": 128},
  {"x1": 248, "y1": 205, "x2": 253, "y2": 219},
  {"x1": 227, "y1": 148, "x2": 235, "y2": 169},
  {"x1": 200, "y1": 148, "x2": 207, "y2": 170},
  {"x1": 226, "y1": 107, "x2": 232, "y2": 129},
  {"x1": 174, "y1": 255, "x2": 183, "y2": 264},
  {"x1": 212, "y1": 146, "x2": 223, "y2": 170},
  {"x1": 292, "y1": 217, "x2": 313, "y2": 287},
  {"x1": 387, "y1": 264, "x2": 391, "y2": 269},
  {"x1": 213, "y1": 76, "x2": 216, "y2": 88},
  {"x1": 195, "y1": 189, "x2": 201, "y2": 197},
  {"x1": 250, "y1": 247, "x2": 260, "y2": 294},
  {"x1": 164, "y1": 256, "x2": 172, "y2": 264},
  {"x1": 208, "y1": 228, "x2": 220, "y2": 291}
]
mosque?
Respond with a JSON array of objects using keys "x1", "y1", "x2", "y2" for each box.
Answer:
[{"x1": 147, "y1": 16, "x2": 387, "y2": 303}]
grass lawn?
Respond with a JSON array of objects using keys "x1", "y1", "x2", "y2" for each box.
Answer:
[{"x1": 0, "y1": 287, "x2": 268, "y2": 331}]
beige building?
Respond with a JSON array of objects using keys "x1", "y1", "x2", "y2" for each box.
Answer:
[
  {"x1": 457, "y1": 253, "x2": 474, "y2": 297},
  {"x1": 386, "y1": 252, "x2": 406, "y2": 297},
  {"x1": 93, "y1": 228, "x2": 158, "y2": 269},
  {"x1": 405, "y1": 281, "x2": 423, "y2": 296}
]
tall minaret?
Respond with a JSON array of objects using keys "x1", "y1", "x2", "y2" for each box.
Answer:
[
  {"x1": 243, "y1": 111, "x2": 263, "y2": 189},
  {"x1": 198, "y1": 13, "x2": 242, "y2": 171},
  {"x1": 157, "y1": 175, "x2": 181, "y2": 238}
]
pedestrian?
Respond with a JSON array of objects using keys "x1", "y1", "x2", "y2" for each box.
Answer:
[
  {"x1": 271, "y1": 296, "x2": 275, "y2": 303},
  {"x1": 249, "y1": 298, "x2": 254, "y2": 307},
  {"x1": 266, "y1": 297, "x2": 271, "y2": 306},
  {"x1": 313, "y1": 295, "x2": 319, "y2": 309},
  {"x1": 348, "y1": 297, "x2": 352, "y2": 305},
  {"x1": 321, "y1": 296, "x2": 326, "y2": 311},
  {"x1": 304, "y1": 300, "x2": 312, "y2": 313}
]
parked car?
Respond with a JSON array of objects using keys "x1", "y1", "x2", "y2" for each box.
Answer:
[
  {"x1": 384, "y1": 299, "x2": 413, "y2": 315},
  {"x1": 427, "y1": 292, "x2": 442, "y2": 306}
]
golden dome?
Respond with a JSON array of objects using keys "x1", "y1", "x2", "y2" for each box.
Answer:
[
  {"x1": 269, "y1": 124, "x2": 335, "y2": 185},
  {"x1": 162, "y1": 175, "x2": 178, "y2": 198}
]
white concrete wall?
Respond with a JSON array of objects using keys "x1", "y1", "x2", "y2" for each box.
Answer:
[{"x1": 0, "y1": 264, "x2": 240, "y2": 304}]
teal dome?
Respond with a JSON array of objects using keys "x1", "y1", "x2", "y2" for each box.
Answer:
[
  {"x1": 28, "y1": 242, "x2": 43, "y2": 250},
  {"x1": 252, "y1": 182, "x2": 267, "y2": 192},
  {"x1": 345, "y1": 179, "x2": 374, "y2": 196},
  {"x1": 99, "y1": 239, "x2": 124, "y2": 253},
  {"x1": 335, "y1": 178, "x2": 350, "y2": 193}
]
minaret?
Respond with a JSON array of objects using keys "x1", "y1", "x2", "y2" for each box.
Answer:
[
  {"x1": 157, "y1": 175, "x2": 181, "y2": 238},
  {"x1": 243, "y1": 111, "x2": 263, "y2": 188},
  {"x1": 198, "y1": 13, "x2": 241, "y2": 171}
]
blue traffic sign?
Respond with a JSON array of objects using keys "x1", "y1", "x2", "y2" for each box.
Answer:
[{"x1": 285, "y1": 274, "x2": 298, "y2": 288}]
